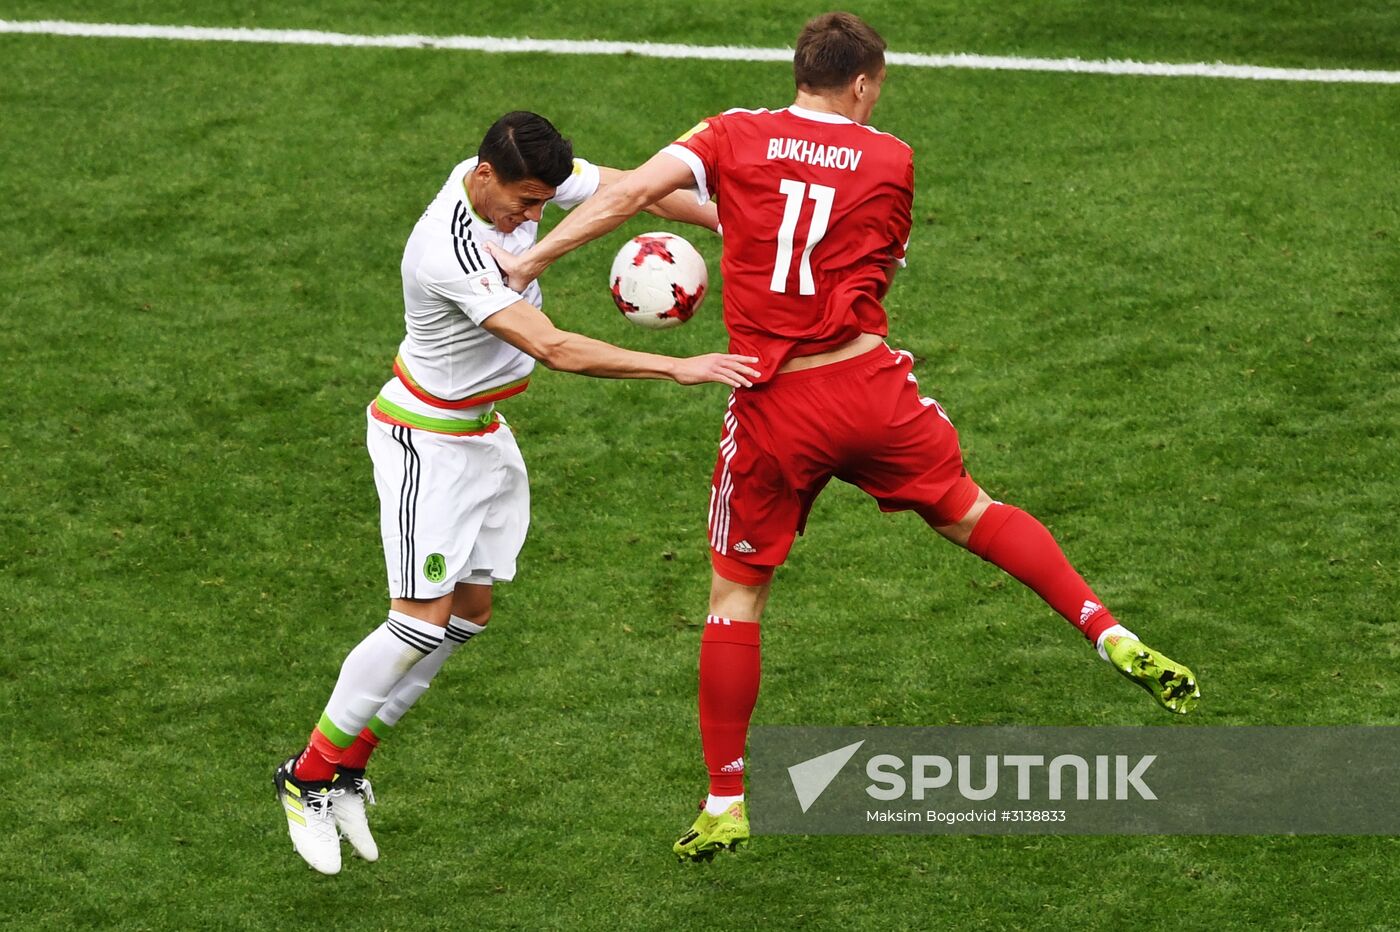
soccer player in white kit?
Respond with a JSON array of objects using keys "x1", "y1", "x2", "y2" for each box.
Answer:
[{"x1": 273, "y1": 112, "x2": 759, "y2": 874}]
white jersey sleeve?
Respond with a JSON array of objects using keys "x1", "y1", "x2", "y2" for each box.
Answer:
[
  {"x1": 549, "y1": 158, "x2": 601, "y2": 210},
  {"x1": 414, "y1": 221, "x2": 522, "y2": 326}
]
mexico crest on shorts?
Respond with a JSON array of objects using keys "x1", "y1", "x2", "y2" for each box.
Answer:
[{"x1": 423, "y1": 553, "x2": 447, "y2": 583}]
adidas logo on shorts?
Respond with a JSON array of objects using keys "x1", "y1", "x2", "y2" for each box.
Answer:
[{"x1": 733, "y1": 540, "x2": 757, "y2": 554}]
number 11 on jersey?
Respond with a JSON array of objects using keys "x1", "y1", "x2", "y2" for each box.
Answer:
[{"x1": 770, "y1": 179, "x2": 835, "y2": 295}]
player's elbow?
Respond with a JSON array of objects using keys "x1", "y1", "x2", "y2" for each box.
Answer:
[
  {"x1": 608, "y1": 175, "x2": 658, "y2": 217},
  {"x1": 530, "y1": 331, "x2": 573, "y2": 371}
]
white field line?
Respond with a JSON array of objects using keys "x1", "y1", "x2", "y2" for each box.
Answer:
[{"x1": 2, "y1": 19, "x2": 1398, "y2": 85}]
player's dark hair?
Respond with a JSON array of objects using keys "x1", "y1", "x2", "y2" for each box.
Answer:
[
  {"x1": 793, "y1": 12, "x2": 887, "y2": 91},
  {"x1": 477, "y1": 111, "x2": 574, "y2": 187}
]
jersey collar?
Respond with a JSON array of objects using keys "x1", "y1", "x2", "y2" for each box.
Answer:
[
  {"x1": 459, "y1": 157, "x2": 498, "y2": 230},
  {"x1": 787, "y1": 104, "x2": 856, "y2": 125}
]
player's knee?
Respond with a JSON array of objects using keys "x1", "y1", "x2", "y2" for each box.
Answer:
[
  {"x1": 457, "y1": 604, "x2": 492, "y2": 627},
  {"x1": 451, "y1": 601, "x2": 492, "y2": 628},
  {"x1": 956, "y1": 488, "x2": 994, "y2": 530},
  {"x1": 916, "y1": 476, "x2": 985, "y2": 527},
  {"x1": 709, "y1": 555, "x2": 772, "y2": 620},
  {"x1": 451, "y1": 581, "x2": 493, "y2": 627}
]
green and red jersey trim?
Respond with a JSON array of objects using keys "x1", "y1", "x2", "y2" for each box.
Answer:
[
  {"x1": 393, "y1": 354, "x2": 530, "y2": 409},
  {"x1": 371, "y1": 395, "x2": 501, "y2": 436}
]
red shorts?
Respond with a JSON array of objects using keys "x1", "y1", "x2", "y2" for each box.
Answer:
[{"x1": 708, "y1": 344, "x2": 977, "y2": 584}]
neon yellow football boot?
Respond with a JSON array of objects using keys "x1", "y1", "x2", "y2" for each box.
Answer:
[
  {"x1": 1103, "y1": 634, "x2": 1201, "y2": 714},
  {"x1": 673, "y1": 799, "x2": 749, "y2": 862}
]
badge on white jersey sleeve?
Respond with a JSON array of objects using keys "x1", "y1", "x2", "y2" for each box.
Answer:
[
  {"x1": 549, "y1": 158, "x2": 601, "y2": 210},
  {"x1": 421, "y1": 262, "x2": 521, "y2": 326}
]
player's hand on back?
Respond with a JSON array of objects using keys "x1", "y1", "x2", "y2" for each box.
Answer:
[
  {"x1": 673, "y1": 353, "x2": 761, "y2": 388},
  {"x1": 483, "y1": 242, "x2": 543, "y2": 293}
]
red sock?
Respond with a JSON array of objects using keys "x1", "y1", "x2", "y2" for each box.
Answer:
[
  {"x1": 698, "y1": 616, "x2": 761, "y2": 796},
  {"x1": 292, "y1": 726, "x2": 341, "y2": 783},
  {"x1": 966, "y1": 503, "x2": 1119, "y2": 644},
  {"x1": 338, "y1": 728, "x2": 380, "y2": 771}
]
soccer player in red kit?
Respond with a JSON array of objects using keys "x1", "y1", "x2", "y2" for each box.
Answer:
[{"x1": 491, "y1": 12, "x2": 1200, "y2": 861}]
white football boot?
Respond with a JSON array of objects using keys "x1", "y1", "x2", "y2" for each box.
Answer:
[
  {"x1": 331, "y1": 769, "x2": 380, "y2": 862},
  {"x1": 273, "y1": 756, "x2": 342, "y2": 875}
]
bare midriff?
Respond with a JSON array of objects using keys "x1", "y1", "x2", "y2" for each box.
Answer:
[{"x1": 776, "y1": 332, "x2": 885, "y2": 374}]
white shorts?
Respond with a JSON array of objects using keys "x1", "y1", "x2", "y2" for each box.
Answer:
[{"x1": 366, "y1": 409, "x2": 530, "y2": 599}]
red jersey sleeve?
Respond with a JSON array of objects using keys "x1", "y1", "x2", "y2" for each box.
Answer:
[
  {"x1": 661, "y1": 114, "x2": 725, "y2": 204},
  {"x1": 890, "y1": 151, "x2": 915, "y2": 268}
]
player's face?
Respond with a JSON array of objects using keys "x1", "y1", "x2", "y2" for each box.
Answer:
[
  {"x1": 852, "y1": 66, "x2": 887, "y2": 125},
  {"x1": 480, "y1": 168, "x2": 557, "y2": 233}
]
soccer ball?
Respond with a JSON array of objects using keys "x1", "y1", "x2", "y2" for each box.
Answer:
[{"x1": 608, "y1": 232, "x2": 708, "y2": 329}]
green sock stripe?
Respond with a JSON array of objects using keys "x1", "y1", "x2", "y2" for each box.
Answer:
[
  {"x1": 316, "y1": 712, "x2": 358, "y2": 749},
  {"x1": 366, "y1": 716, "x2": 391, "y2": 740}
]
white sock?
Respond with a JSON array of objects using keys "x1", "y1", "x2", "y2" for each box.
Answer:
[
  {"x1": 321, "y1": 611, "x2": 445, "y2": 741},
  {"x1": 375, "y1": 616, "x2": 485, "y2": 727},
  {"x1": 1095, "y1": 623, "x2": 1139, "y2": 663},
  {"x1": 705, "y1": 793, "x2": 744, "y2": 816}
]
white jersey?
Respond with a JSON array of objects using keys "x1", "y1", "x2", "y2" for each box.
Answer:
[{"x1": 372, "y1": 156, "x2": 601, "y2": 434}]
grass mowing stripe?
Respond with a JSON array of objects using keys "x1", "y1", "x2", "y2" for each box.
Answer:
[{"x1": 2, "y1": 18, "x2": 1399, "y2": 84}]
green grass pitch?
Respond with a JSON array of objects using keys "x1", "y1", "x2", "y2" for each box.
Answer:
[{"x1": 2, "y1": 2, "x2": 1397, "y2": 928}]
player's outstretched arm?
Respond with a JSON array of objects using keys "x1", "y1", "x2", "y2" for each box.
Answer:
[
  {"x1": 487, "y1": 152, "x2": 693, "y2": 291},
  {"x1": 481, "y1": 300, "x2": 759, "y2": 387},
  {"x1": 595, "y1": 166, "x2": 720, "y2": 233}
]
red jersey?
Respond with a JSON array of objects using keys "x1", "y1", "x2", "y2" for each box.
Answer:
[{"x1": 663, "y1": 105, "x2": 914, "y2": 381}]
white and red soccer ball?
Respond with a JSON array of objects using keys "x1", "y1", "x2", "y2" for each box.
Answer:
[{"x1": 609, "y1": 232, "x2": 708, "y2": 329}]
